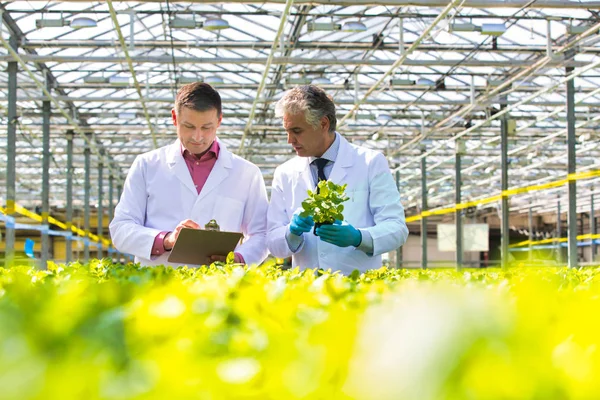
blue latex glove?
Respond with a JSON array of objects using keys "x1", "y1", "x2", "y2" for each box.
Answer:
[
  {"x1": 290, "y1": 213, "x2": 314, "y2": 237},
  {"x1": 316, "y1": 220, "x2": 362, "y2": 248}
]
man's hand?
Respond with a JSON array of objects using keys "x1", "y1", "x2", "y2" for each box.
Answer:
[
  {"x1": 163, "y1": 219, "x2": 201, "y2": 251},
  {"x1": 316, "y1": 220, "x2": 362, "y2": 248},
  {"x1": 290, "y1": 213, "x2": 314, "y2": 237}
]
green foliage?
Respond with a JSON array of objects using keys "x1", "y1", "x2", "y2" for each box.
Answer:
[
  {"x1": 299, "y1": 180, "x2": 349, "y2": 224},
  {"x1": 2, "y1": 263, "x2": 600, "y2": 399}
]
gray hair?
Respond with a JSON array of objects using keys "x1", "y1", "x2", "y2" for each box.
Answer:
[{"x1": 275, "y1": 85, "x2": 337, "y2": 133}]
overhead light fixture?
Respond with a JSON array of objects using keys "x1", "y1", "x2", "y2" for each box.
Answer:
[
  {"x1": 390, "y1": 78, "x2": 415, "y2": 86},
  {"x1": 205, "y1": 76, "x2": 224, "y2": 85},
  {"x1": 118, "y1": 112, "x2": 137, "y2": 120},
  {"x1": 169, "y1": 17, "x2": 201, "y2": 29},
  {"x1": 376, "y1": 113, "x2": 393, "y2": 123},
  {"x1": 286, "y1": 77, "x2": 312, "y2": 85},
  {"x1": 449, "y1": 23, "x2": 478, "y2": 33},
  {"x1": 203, "y1": 17, "x2": 230, "y2": 31},
  {"x1": 36, "y1": 17, "x2": 97, "y2": 29},
  {"x1": 480, "y1": 23, "x2": 506, "y2": 36},
  {"x1": 311, "y1": 77, "x2": 332, "y2": 85},
  {"x1": 83, "y1": 76, "x2": 109, "y2": 84},
  {"x1": 416, "y1": 78, "x2": 436, "y2": 86},
  {"x1": 307, "y1": 22, "x2": 341, "y2": 32},
  {"x1": 70, "y1": 17, "x2": 97, "y2": 29},
  {"x1": 178, "y1": 76, "x2": 203, "y2": 84},
  {"x1": 109, "y1": 76, "x2": 131, "y2": 86},
  {"x1": 486, "y1": 78, "x2": 503, "y2": 87},
  {"x1": 449, "y1": 22, "x2": 506, "y2": 36},
  {"x1": 512, "y1": 80, "x2": 536, "y2": 88},
  {"x1": 567, "y1": 25, "x2": 599, "y2": 35},
  {"x1": 36, "y1": 18, "x2": 66, "y2": 29},
  {"x1": 342, "y1": 21, "x2": 367, "y2": 33}
]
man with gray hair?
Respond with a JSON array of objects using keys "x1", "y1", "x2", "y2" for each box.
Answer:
[{"x1": 266, "y1": 85, "x2": 408, "y2": 274}]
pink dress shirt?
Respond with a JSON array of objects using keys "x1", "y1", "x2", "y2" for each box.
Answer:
[{"x1": 150, "y1": 141, "x2": 245, "y2": 263}]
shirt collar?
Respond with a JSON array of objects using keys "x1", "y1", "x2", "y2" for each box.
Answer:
[
  {"x1": 181, "y1": 140, "x2": 220, "y2": 161},
  {"x1": 309, "y1": 132, "x2": 339, "y2": 165}
]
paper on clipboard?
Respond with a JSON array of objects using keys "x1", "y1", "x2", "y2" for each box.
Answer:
[{"x1": 167, "y1": 228, "x2": 243, "y2": 266}]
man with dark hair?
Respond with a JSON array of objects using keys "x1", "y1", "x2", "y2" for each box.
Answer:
[
  {"x1": 267, "y1": 85, "x2": 408, "y2": 274},
  {"x1": 110, "y1": 82, "x2": 268, "y2": 267}
]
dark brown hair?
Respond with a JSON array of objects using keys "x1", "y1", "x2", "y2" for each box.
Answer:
[{"x1": 175, "y1": 82, "x2": 222, "y2": 116}]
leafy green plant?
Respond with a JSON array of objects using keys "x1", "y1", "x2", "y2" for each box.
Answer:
[{"x1": 299, "y1": 180, "x2": 349, "y2": 227}]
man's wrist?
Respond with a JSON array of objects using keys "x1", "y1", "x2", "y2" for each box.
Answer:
[
  {"x1": 353, "y1": 229, "x2": 362, "y2": 247},
  {"x1": 163, "y1": 231, "x2": 173, "y2": 251}
]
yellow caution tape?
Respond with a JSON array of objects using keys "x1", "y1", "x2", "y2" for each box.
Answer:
[
  {"x1": 2, "y1": 201, "x2": 112, "y2": 247},
  {"x1": 406, "y1": 170, "x2": 600, "y2": 233}
]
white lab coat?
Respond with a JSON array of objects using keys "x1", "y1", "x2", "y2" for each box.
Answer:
[
  {"x1": 267, "y1": 133, "x2": 408, "y2": 274},
  {"x1": 109, "y1": 139, "x2": 268, "y2": 267}
]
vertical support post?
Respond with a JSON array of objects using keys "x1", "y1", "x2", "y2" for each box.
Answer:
[
  {"x1": 83, "y1": 138, "x2": 91, "y2": 261},
  {"x1": 557, "y1": 197, "x2": 562, "y2": 265},
  {"x1": 500, "y1": 97, "x2": 510, "y2": 269},
  {"x1": 456, "y1": 140, "x2": 463, "y2": 269},
  {"x1": 528, "y1": 205, "x2": 534, "y2": 262},
  {"x1": 5, "y1": 35, "x2": 18, "y2": 266},
  {"x1": 421, "y1": 147, "x2": 428, "y2": 269},
  {"x1": 566, "y1": 49, "x2": 578, "y2": 269},
  {"x1": 108, "y1": 168, "x2": 114, "y2": 260},
  {"x1": 395, "y1": 169, "x2": 402, "y2": 268},
  {"x1": 398, "y1": 18, "x2": 404, "y2": 54},
  {"x1": 41, "y1": 73, "x2": 51, "y2": 268},
  {"x1": 65, "y1": 130, "x2": 74, "y2": 262},
  {"x1": 97, "y1": 156, "x2": 104, "y2": 259},
  {"x1": 591, "y1": 192, "x2": 596, "y2": 262}
]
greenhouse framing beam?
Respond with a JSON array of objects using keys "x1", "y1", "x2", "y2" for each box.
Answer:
[
  {"x1": 500, "y1": 99, "x2": 509, "y2": 269},
  {"x1": 566, "y1": 54, "x2": 577, "y2": 269},
  {"x1": 0, "y1": 55, "x2": 587, "y2": 68},
  {"x1": 107, "y1": 0, "x2": 158, "y2": 149},
  {"x1": 5, "y1": 35, "x2": 17, "y2": 263},
  {"x1": 338, "y1": 0, "x2": 463, "y2": 127},
  {"x1": 47, "y1": 0, "x2": 600, "y2": 9},
  {"x1": 239, "y1": 0, "x2": 294, "y2": 154},
  {"x1": 455, "y1": 141, "x2": 463, "y2": 270},
  {"x1": 41, "y1": 77, "x2": 51, "y2": 268},
  {"x1": 66, "y1": 130, "x2": 74, "y2": 263}
]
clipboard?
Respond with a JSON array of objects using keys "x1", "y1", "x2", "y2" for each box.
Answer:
[{"x1": 167, "y1": 228, "x2": 243, "y2": 266}]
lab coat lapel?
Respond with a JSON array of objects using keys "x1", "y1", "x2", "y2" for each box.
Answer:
[
  {"x1": 196, "y1": 138, "x2": 232, "y2": 202},
  {"x1": 328, "y1": 133, "x2": 353, "y2": 184},
  {"x1": 295, "y1": 157, "x2": 314, "y2": 195},
  {"x1": 166, "y1": 140, "x2": 197, "y2": 196}
]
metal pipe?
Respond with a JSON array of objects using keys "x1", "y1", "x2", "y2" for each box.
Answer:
[
  {"x1": 528, "y1": 205, "x2": 533, "y2": 262},
  {"x1": 108, "y1": 170, "x2": 114, "y2": 261},
  {"x1": 592, "y1": 192, "x2": 596, "y2": 262},
  {"x1": 41, "y1": 74, "x2": 51, "y2": 269},
  {"x1": 421, "y1": 148, "x2": 428, "y2": 269},
  {"x1": 396, "y1": 169, "x2": 402, "y2": 268},
  {"x1": 65, "y1": 130, "x2": 74, "y2": 263},
  {"x1": 1, "y1": 54, "x2": 582, "y2": 68},
  {"x1": 501, "y1": 98, "x2": 510, "y2": 269},
  {"x1": 84, "y1": 140, "x2": 91, "y2": 261},
  {"x1": 557, "y1": 197, "x2": 562, "y2": 265},
  {"x1": 97, "y1": 158, "x2": 104, "y2": 260},
  {"x1": 5, "y1": 35, "x2": 17, "y2": 266},
  {"x1": 456, "y1": 141, "x2": 463, "y2": 269},
  {"x1": 566, "y1": 51, "x2": 578, "y2": 268}
]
